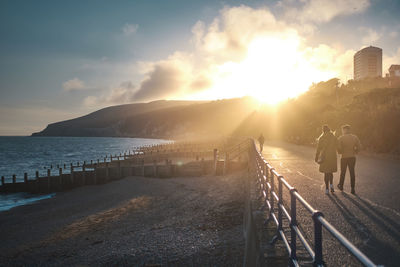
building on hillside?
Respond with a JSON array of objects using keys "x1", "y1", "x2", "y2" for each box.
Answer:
[
  {"x1": 389, "y1": 65, "x2": 400, "y2": 78},
  {"x1": 354, "y1": 46, "x2": 382, "y2": 80}
]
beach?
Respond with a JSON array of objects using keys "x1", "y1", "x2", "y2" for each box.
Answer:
[{"x1": 0, "y1": 172, "x2": 245, "y2": 266}]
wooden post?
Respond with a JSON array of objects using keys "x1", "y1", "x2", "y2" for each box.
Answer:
[
  {"x1": 141, "y1": 159, "x2": 145, "y2": 177},
  {"x1": 24, "y1": 173, "x2": 28, "y2": 183},
  {"x1": 64, "y1": 163, "x2": 66, "y2": 169},
  {"x1": 1, "y1": 176, "x2": 4, "y2": 185},
  {"x1": 82, "y1": 164, "x2": 86, "y2": 185},
  {"x1": 118, "y1": 161, "x2": 121, "y2": 179},
  {"x1": 153, "y1": 160, "x2": 157, "y2": 177},
  {"x1": 213, "y1": 149, "x2": 218, "y2": 175},
  {"x1": 47, "y1": 169, "x2": 51, "y2": 191},
  {"x1": 223, "y1": 152, "x2": 229, "y2": 175},
  {"x1": 35, "y1": 171, "x2": 39, "y2": 192},
  {"x1": 106, "y1": 162, "x2": 109, "y2": 181},
  {"x1": 12, "y1": 174, "x2": 16, "y2": 183},
  {"x1": 59, "y1": 168, "x2": 63, "y2": 189},
  {"x1": 70, "y1": 165, "x2": 74, "y2": 185},
  {"x1": 94, "y1": 164, "x2": 97, "y2": 185}
]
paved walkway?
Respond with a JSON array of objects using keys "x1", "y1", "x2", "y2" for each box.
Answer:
[{"x1": 262, "y1": 141, "x2": 400, "y2": 266}]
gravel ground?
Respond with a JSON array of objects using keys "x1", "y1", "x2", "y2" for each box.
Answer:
[{"x1": 0, "y1": 173, "x2": 246, "y2": 266}]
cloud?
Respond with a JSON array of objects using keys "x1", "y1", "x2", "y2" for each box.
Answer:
[
  {"x1": 283, "y1": 0, "x2": 370, "y2": 24},
  {"x1": 360, "y1": 27, "x2": 381, "y2": 44},
  {"x1": 83, "y1": 81, "x2": 136, "y2": 107},
  {"x1": 383, "y1": 47, "x2": 400, "y2": 74},
  {"x1": 389, "y1": 31, "x2": 398, "y2": 38},
  {"x1": 122, "y1": 23, "x2": 138, "y2": 36},
  {"x1": 63, "y1": 78, "x2": 87, "y2": 91},
  {"x1": 84, "y1": 4, "x2": 361, "y2": 104}
]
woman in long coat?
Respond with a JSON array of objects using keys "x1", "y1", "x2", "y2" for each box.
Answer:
[{"x1": 315, "y1": 125, "x2": 338, "y2": 194}]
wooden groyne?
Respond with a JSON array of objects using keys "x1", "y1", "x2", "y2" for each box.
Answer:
[{"x1": 0, "y1": 138, "x2": 248, "y2": 194}]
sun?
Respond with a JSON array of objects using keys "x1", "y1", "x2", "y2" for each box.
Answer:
[{"x1": 184, "y1": 35, "x2": 335, "y2": 104}]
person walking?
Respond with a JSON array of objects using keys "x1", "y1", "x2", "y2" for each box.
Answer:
[
  {"x1": 258, "y1": 134, "x2": 265, "y2": 152},
  {"x1": 337, "y1": 124, "x2": 361, "y2": 194},
  {"x1": 315, "y1": 125, "x2": 338, "y2": 194}
]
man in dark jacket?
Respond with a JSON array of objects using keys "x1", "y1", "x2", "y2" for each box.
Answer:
[{"x1": 337, "y1": 124, "x2": 361, "y2": 194}]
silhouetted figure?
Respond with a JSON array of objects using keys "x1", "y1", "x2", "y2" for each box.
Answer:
[
  {"x1": 337, "y1": 124, "x2": 361, "y2": 194},
  {"x1": 258, "y1": 134, "x2": 265, "y2": 152},
  {"x1": 315, "y1": 125, "x2": 338, "y2": 194}
]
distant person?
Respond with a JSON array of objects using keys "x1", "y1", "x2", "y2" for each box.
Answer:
[
  {"x1": 337, "y1": 124, "x2": 361, "y2": 194},
  {"x1": 315, "y1": 125, "x2": 338, "y2": 194},
  {"x1": 258, "y1": 134, "x2": 265, "y2": 152}
]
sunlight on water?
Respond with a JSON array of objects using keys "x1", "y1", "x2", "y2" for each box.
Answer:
[{"x1": 0, "y1": 136, "x2": 170, "y2": 181}]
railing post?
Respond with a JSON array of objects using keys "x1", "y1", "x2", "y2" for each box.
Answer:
[
  {"x1": 12, "y1": 174, "x2": 16, "y2": 183},
  {"x1": 269, "y1": 168, "x2": 275, "y2": 220},
  {"x1": 312, "y1": 211, "x2": 324, "y2": 266},
  {"x1": 264, "y1": 164, "x2": 269, "y2": 201},
  {"x1": 24, "y1": 173, "x2": 28, "y2": 183},
  {"x1": 278, "y1": 176, "x2": 283, "y2": 231},
  {"x1": 1, "y1": 176, "x2": 4, "y2": 185},
  {"x1": 290, "y1": 188, "x2": 298, "y2": 265}
]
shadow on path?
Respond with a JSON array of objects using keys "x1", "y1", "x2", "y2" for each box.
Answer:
[
  {"x1": 328, "y1": 194, "x2": 399, "y2": 266},
  {"x1": 342, "y1": 192, "x2": 400, "y2": 243}
]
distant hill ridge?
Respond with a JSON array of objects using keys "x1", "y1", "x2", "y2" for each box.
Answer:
[
  {"x1": 32, "y1": 100, "x2": 205, "y2": 137},
  {"x1": 32, "y1": 98, "x2": 256, "y2": 139}
]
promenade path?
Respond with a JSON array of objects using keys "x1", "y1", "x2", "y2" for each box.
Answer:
[{"x1": 262, "y1": 141, "x2": 400, "y2": 266}]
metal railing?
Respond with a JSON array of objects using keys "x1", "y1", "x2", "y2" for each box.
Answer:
[{"x1": 249, "y1": 139, "x2": 380, "y2": 267}]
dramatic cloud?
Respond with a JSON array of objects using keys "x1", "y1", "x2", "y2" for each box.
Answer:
[
  {"x1": 63, "y1": 78, "x2": 87, "y2": 91},
  {"x1": 282, "y1": 0, "x2": 370, "y2": 23},
  {"x1": 122, "y1": 23, "x2": 138, "y2": 36},
  {"x1": 85, "y1": 4, "x2": 370, "y2": 104},
  {"x1": 360, "y1": 27, "x2": 381, "y2": 44},
  {"x1": 83, "y1": 81, "x2": 136, "y2": 107}
]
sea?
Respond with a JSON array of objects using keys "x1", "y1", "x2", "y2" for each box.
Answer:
[{"x1": 0, "y1": 136, "x2": 170, "y2": 212}]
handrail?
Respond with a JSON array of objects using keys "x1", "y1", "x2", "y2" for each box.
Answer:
[{"x1": 248, "y1": 138, "x2": 380, "y2": 267}]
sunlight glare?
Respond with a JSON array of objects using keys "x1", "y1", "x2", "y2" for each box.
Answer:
[{"x1": 187, "y1": 34, "x2": 336, "y2": 104}]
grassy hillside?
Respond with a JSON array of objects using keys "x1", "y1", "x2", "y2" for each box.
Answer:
[{"x1": 239, "y1": 78, "x2": 400, "y2": 154}]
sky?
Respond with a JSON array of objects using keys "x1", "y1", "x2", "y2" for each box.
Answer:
[{"x1": 0, "y1": 0, "x2": 399, "y2": 135}]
